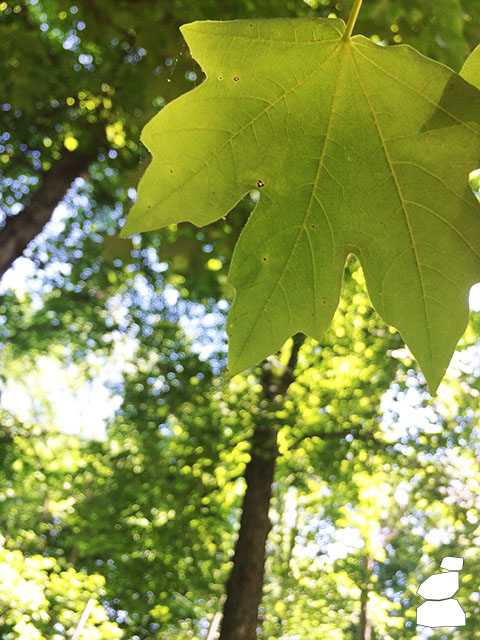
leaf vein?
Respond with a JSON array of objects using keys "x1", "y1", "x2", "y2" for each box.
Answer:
[
  {"x1": 350, "y1": 47, "x2": 434, "y2": 360},
  {"x1": 353, "y1": 44, "x2": 480, "y2": 136}
]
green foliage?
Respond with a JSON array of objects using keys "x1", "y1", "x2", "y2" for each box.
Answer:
[
  {"x1": 122, "y1": 16, "x2": 480, "y2": 395},
  {"x1": 4, "y1": 1, "x2": 480, "y2": 639},
  {"x1": 0, "y1": 536, "x2": 122, "y2": 639}
]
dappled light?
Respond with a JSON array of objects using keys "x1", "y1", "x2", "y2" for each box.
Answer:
[{"x1": 2, "y1": 1, "x2": 480, "y2": 639}]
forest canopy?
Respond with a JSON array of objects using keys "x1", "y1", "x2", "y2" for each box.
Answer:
[{"x1": 2, "y1": 1, "x2": 480, "y2": 639}]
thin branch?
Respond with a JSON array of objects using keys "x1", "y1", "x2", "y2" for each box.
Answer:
[
  {"x1": 0, "y1": 149, "x2": 94, "y2": 279},
  {"x1": 206, "y1": 595, "x2": 226, "y2": 640},
  {"x1": 86, "y1": 0, "x2": 135, "y2": 45},
  {"x1": 279, "y1": 332, "x2": 305, "y2": 394},
  {"x1": 263, "y1": 333, "x2": 305, "y2": 400},
  {"x1": 71, "y1": 598, "x2": 96, "y2": 640}
]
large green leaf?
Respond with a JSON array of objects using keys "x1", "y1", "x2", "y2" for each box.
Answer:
[
  {"x1": 120, "y1": 18, "x2": 480, "y2": 394},
  {"x1": 461, "y1": 43, "x2": 480, "y2": 89}
]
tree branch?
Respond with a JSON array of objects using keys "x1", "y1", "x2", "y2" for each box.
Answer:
[
  {"x1": 263, "y1": 332, "x2": 305, "y2": 400},
  {"x1": 0, "y1": 149, "x2": 94, "y2": 279},
  {"x1": 86, "y1": 0, "x2": 136, "y2": 45}
]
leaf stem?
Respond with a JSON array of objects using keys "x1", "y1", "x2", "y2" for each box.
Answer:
[{"x1": 343, "y1": 0, "x2": 364, "y2": 40}]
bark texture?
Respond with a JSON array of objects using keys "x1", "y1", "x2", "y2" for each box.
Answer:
[
  {"x1": 219, "y1": 421, "x2": 278, "y2": 640},
  {"x1": 358, "y1": 554, "x2": 374, "y2": 640},
  {"x1": 219, "y1": 334, "x2": 304, "y2": 640},
  {"x1": 0, "y1": 150, "x2": 93, "y2": 279}
]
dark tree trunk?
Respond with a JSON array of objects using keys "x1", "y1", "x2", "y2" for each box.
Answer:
[
  {"x1": 219, "y1": 334, "x2": 304, "y2": 640},
  {"x1": 358, "y1": 555, "x2": 374, "y2": 640},
  {"x1": 219, "y1": 422, "x2": 278, "y2": 640},
  {"x1": 0, "y1": 149, "x2": 93, "y2": 279}
]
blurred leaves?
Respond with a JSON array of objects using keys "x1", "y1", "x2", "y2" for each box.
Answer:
[{"x1": 2, "y1": 1, "x2": 480, "y2": 638}]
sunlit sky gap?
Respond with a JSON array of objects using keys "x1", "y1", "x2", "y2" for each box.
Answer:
[
  {"x1": 1, "y1": 190, "x2": 480, "y2": 599},
  {"x1": 2, "y1": 192, "x2": 480, "y2": 442}
]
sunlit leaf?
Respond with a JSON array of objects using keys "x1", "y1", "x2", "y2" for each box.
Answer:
[{"x1": 121, "y1": 18, "x2": 480, "y2": 394}]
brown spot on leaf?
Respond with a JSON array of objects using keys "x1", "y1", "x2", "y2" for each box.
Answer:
[
  {"x1": 257, "y1": 179, "x2": 264, "y2": 188},
  {"x1": 169, "y1": 169, "x2": 174, "y2": 173},
  {"x1": 233, "y1": 76, "x2": 239, "y2": 82},
  {"x1": 322, "y1": 298, "x2": 327, "y2": 304}
]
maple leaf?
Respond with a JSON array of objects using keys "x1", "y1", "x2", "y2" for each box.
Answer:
[
  {"x1": 461, "y1": 43, "x2": 480, "y2": 89},
  {"x1": 120, "y1": 18, "x2": 480, "y2": 394}
]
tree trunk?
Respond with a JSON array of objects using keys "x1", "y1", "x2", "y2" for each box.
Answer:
[
  {"x1": 0, "y1": 149, "x2": 93, "y2": 279},
  {"x1": 219, "y1": 334, "x2": 304, "y2": 640},
  {"x1": 219, "y1": 421, "x2": 278, "y2": 640},
  {"x1": 358, "y1": 555, "x2": 374, "y2": 640}
]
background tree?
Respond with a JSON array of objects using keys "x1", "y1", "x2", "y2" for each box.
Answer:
[{"x1": 2, "y1": 1, "x2": 480, "y2": 639}]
